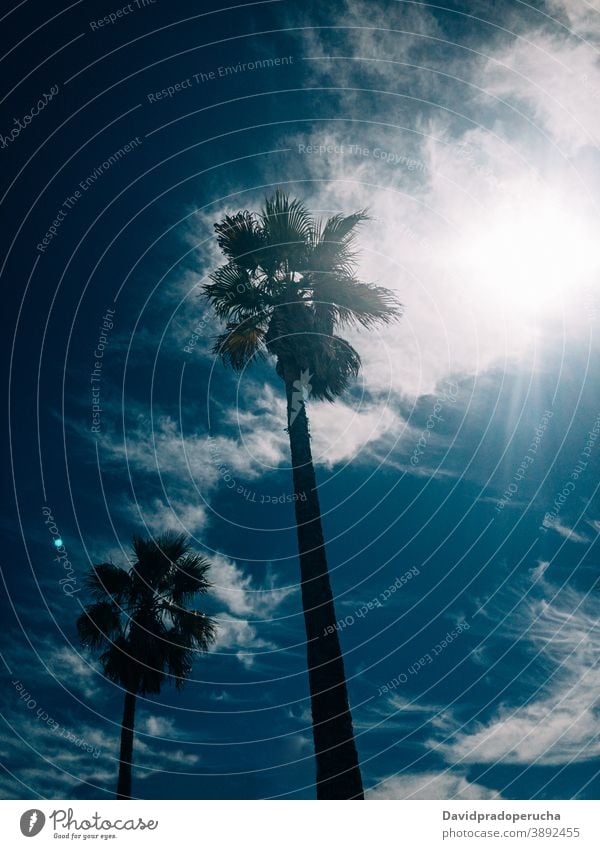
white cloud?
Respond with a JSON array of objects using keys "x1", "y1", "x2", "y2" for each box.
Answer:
[
  {"x1": 431, "y1": 586, "x2": 600, "y2": 766},
  {"x1": 204, "y1": 553, "x2": 294, "y2": 668},
  {"x1": 484, "y1": 38, "x2": 600, "y2": 151},
  {"x1": 0, "y1": 706, "x2": 204, "y2": 799},
  {"x1": 259, "y1": 2, "x2": 600, "y2": 409},
  {"x1": 368, "y1": 770, "x2": 501, "y2": 799},
  {"x1": 75, "y1": 0, "x2": 600, "y2": 507},
  {"x1": 309, "y1": 398, "x2": 405, "y2": 469},
  {"x1": 531, "y1": 560, "x2": 551, "y2": 582},
  {"x1": 286, "y1": 704, "x2": 313, "y2": 725},
  {"x1": 46, "y1": 647, "x2": 100, "y2": 701},
  {"x1": 587, "y1": 518, "x2": 600, "y2": 534},
  {"x1": 134, "y1": 735, "x2": 201, "y2": 771},
  {"x1": 209, "y1": 554, "x2": 294, "y2": 618},
  {"x1": 98, "y1": 404, "x2": 288, "y2": 497},
  {"x1": 212, "y1": 614, "x2": 276, "y2": 669},
  {"x1": 542, "y1": 518, "x2": 591, "y2": 544},
  {"x1": 0, "y1": 719, "x2": 116, "y2": 799},
  {"x1": 124, "y1": 496, "x2": 208, "y2": 536},
  {"x1": 140, "y1": 715, "x2": 176, "y2": 737}
]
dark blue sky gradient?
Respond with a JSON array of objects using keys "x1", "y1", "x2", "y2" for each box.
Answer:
[{"x1": 2, "y1": 0, "x2": 600, "y2": 800}]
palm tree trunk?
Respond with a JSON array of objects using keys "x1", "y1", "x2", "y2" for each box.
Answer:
[
  {"x1": 285, "y1": 379, "x2": 364, "y2": 799},
  {"x1": 116, "y1": 690, "x2": 136, "y2": 799}
]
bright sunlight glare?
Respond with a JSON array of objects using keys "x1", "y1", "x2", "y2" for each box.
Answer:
[{"x1": 458, "y1": 193, "x2": 600, "y2": 314}]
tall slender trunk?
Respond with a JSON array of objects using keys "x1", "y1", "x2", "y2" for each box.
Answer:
[
  {"x1": 285, "y1": 378, "x2": 364, "y2": 800},
  {"x1": 116, "y1": 690, "x2": 136, "y2": 800}
]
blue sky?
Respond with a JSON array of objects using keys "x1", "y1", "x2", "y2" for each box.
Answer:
[{"x1": 1, "y1": 0, "x2": 600, "y2": 800}]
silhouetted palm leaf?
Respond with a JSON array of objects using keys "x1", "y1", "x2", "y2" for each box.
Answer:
[
  {"x1": 169, "y1": 554, "x2": 213, "y2": 605},
  {"x1": 311, "y1": 211, "x2": 369, "y2": 274},
  {"x1": 85, "y1": 563, "x2": 131, "y2": 602},
  {"x1": 261, "y1": 190, "x2": 313, "y2": 250},
  {"x1": 214, "y1": 210, "x2": 265, "y2": 268},
  {"x1": 77, "y1": 600, "x2": 121, "y2": 649},
  {"x1": 213, "y1": 319, "x2": 268, "y2": 370},
  {"x1": 206, "y1": 190, "x2": 401, "y2": 400}
]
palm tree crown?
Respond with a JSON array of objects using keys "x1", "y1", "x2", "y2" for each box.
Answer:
[
  {"x1": 77, "y1": 532, "x2": 217, "y2": 695},
  {"x1": 204, "y1": 190, "x2": 402, "y2": 397}
]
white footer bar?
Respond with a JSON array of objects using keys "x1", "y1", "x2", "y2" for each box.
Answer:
[{"x1": 1, "y1": 800, "x2": 597, "y2": 848}]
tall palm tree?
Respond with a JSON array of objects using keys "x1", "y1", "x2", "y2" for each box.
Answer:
[
  {"x1": 77, "y1": 532, "x2": 217, "y2": 800},
  {"x1": 204, "y1": 191, "x2": 401, "y2": 799}
]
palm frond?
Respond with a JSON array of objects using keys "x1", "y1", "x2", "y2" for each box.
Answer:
[
  {"x1": 77, "y1": 601, "x2": 122, "y2": 650},
  {"x1": 213, "y1": 210, "x2": 265, "y2": 268},
  {"x1": 165, "y1": 611, "x2": 217, "y2": 688},
  {"x1": 310, "y1": 211, "x2": 369, "y2": 273},
  {"x1": 169, "y1": 554, "x2": 213, "y2": 605},
  {"x1": 85, "y1": 563, "x2": 130, "y2": 601},
  {"x1": 264, "y1": 299, "x2": 319, "y2": 362},
  {"x1": 312, "y1": 275, "x2": 403, "y2": 328},
  {"x1": 320, "y1": 210, "x2": 369, "y2": 246},
  {"x1": 101, "y1": 636, "x2": 164, "y2": 695},
  {"x1": 131, "y1": 532, "x2": 189, "y2": 591},
  {"x1": 164, "y1": 641, "x2": 193, "y2": 690},
  {"x1": 168, "y1": 611, "x2": 217, "y2": 652},
  {"x1": 261, "y1": 190, "x2": 313, "y2": 252},
  {"x1": 213, "y1": 320, "x2": 267, "y2": 370},
  {"x1": 309, "y1": 335, "x2": 362, "y2": 401},
  {"x1": 147, "y1": 532, "x2": 189, "y2": 563},
  {"x1": 204, "y1": 263, "x2": 271, "y2": 322},
  {"x1": 205, "y1": 262, "x2": 251, "y2": 309},
  {"x1": 127, "y1": 618, "x2": 169, "y2": 695},
  {"x1": 100, "y1": 638, "x2": 134, "y2": 687}
]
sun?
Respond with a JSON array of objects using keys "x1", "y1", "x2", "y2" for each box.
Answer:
[{"x1": 457, "y1": 192, "x2": 600, "y2": 314}]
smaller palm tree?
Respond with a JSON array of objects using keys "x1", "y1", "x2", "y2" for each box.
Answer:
[{"x1": 77, "y1": 532, "x2": 217, "y2": 800}]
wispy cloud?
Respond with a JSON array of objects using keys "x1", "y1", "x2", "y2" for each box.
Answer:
[
  {"x1": 484, "y1": 0, "x2": 600, "y2": 153},
  {"x1": 45, "y1": 647, "x2": 100, "y2": 701},
  {"x1": 368, "y1": 770, "x2": 501, "y2": 799},
  {"x1": 0, "y1": 713, "x2": 204, "y2": 799},
  {"x1": 212, "y1": 614, "x2": 277, "y2": 670},
  {"x1": 543, "y1": 518, "x2": 591, "y2": 545},
  {"x1": 430, "y1": 585, "x2": 600, "y2": 766},
  {"x1": 205, "y1": 555, "x2": 295, "y2": 669},
  {"x1": 209, "y1": 554, "x2": 294, "y2": 619}
]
